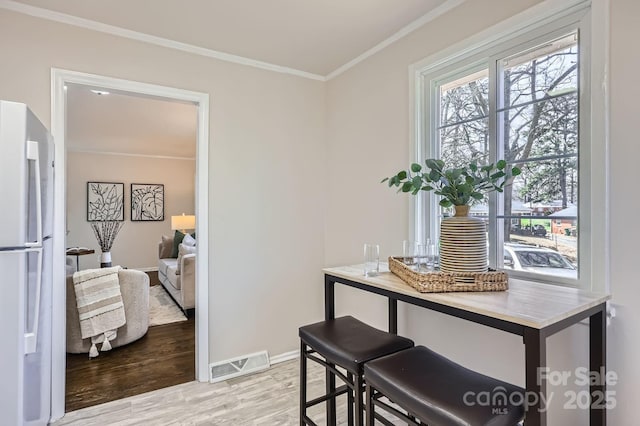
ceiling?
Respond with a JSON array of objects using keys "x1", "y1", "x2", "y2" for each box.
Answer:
[
  {"x1": 42, "y1": 1, "x2": 454, "y2": 156},
  {"x1": 66, "y1": 84, "x2": 197, "y2": 158},
  {"x1": 12, "y1": 0, "x2": 449, "y2": 76}
]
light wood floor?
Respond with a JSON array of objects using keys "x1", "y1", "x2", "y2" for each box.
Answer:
[{"x1": 55, "y1": 358, "x2": 404, "y2": 425}]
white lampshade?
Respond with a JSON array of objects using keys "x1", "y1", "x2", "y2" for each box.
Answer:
[{"x1": 171, "y1": 214, "x2": 196, "y2": 232}]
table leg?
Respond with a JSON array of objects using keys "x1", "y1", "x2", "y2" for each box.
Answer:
[
  {"x1": 325, "y1": 275, "x2": 335, "y2": 320},
  {"x1": 75, "y1": 255, "x2": 79, "y2": 271},
  {"x1": 325, "y1": 276, "x2": 336, "y2": 425},
  {"x1": 524, "y1": 327, "x2": 547, "y2": 426},
  {"x1": 388, "y1": 298, "x2": 397, "y2": 334},
  {"x1": 590, "y1": 305, "x2": 607, "y2": 426}
]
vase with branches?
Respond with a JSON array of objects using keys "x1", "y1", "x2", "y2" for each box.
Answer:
[
  {"x1": 91, "y1": 221, "x2": 123, "y2": 267},
  {"x1": 87, "y1": 182, "x2": 125, "y2": 267}
]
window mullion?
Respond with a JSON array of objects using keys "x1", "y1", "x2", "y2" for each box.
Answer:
[
  {"x1": 417, "y1": 77, "x2": 440, "y2": 245},
  {"x1": 413, "y1": 73, "x2": 430, "y2": 244},
  {"x1": 428, "y1": 79, "x2": 440, "y2": 244},
  {"x1": 488, "y1": 55, "x2": 500, "y2": 269}
]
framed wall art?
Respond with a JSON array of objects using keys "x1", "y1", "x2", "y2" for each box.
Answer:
[
  {"x1": 87, "y1": 182, "x2": 125, "y2": 221},
  {"x1": 131, "y1": 183, "x2": 165, "y2": 221}
]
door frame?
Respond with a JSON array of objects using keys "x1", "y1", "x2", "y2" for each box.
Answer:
[{"x1": 50, "y1": 68, "x2": 210, "y2": 421}]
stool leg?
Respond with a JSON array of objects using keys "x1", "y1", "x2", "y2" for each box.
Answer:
[
  {"x1": 365, "y1": 384, "x2": 374, "y2": 426},
  {"x1": 354, "y1": 373, "x2": 364, "y2": 426},
  {"x1": 347, "y1": 373, "x2": 354, "y2": 426},
  {"x1": 300, "y1": 340, "x2": 307, "y2": 426},
  {"x1": 326, "y1": 362, "x2": 337, "y2": 426}
]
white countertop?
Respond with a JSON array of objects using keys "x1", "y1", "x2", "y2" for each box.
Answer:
[{"x1": 323, "y1": 263, "x2": 611, "y2": 329}]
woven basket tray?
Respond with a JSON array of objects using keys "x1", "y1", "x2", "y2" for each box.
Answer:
[{"x1": 388, "y1": 256, "x2": 508, "y2": 293}]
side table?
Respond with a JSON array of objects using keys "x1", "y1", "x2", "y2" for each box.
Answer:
[{"x1": 65, "y1": 248, "x2": 95, "y2": 271}]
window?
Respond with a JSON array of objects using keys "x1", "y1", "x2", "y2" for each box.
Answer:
[
  {"x1": 413, "y1": 9, "x2": 595, "y2": 287},
  {"x1": 497, "y1": 34, "x2": 578, "y2": 282}
]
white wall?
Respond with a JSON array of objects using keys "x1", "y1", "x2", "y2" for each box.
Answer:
[
  {"x1": 324, "y1": 0, "x2": 637, "y2": 423},
  {"x1": 1, "y1": 0, "x2": 639, "y2": 422},
  {"x1": 326, "y1": 0, "x2": 539, "y2": 311},
  {"x1": 0, "y1": 9, "x2": 326, "y2": 364},
  {"x1": 66, "y1": 151, "x2": 196, "y2": 270},
  {"x1": 607, "y1": 0, "x2": 640, "y2": 423}
]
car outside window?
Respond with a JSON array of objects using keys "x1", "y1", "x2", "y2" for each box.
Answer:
[{"x1": 516, "y1": 251, "x2": 572, "y2": 269}]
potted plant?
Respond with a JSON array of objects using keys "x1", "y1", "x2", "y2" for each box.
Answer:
[
  {"x1": 383, "y1": 159, "x2": 520, "y2": 215},
  {"x1": 383, "y1": 158, "x2": 520, "y2": 274}
]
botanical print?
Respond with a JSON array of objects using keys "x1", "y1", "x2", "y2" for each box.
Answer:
[
  {"x1": 87, "y1": 182, "x2": 124, "y2": 221},
  {"x1": 131, "y1": 184, "x2": 164, "y2": 221}
]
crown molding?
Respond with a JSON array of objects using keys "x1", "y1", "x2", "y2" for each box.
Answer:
[
  {"x1": 325, "y1": 0, "x2": 466, "y2": 80},
  {"x1": 67, "y1": 147, "x2": 196, "y2": 161},
  {"x1": 0, "y1": 0, "x2": 325, "y2": 81},
  {"x1": 0, "y1": 0, "x2": 469, "y2": 82}
]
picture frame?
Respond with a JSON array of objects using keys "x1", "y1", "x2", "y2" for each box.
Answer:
[
  {"x1": 87, "y1": 182, "x2": 125, "y2": 221},
  {"x1": 131, "y1": 183, "x2": 165, "y2": 221}
]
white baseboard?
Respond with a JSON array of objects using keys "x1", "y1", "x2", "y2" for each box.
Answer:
[
  {"x1": 135, "y1": 266, "x2": 158, "y2": 272},
  {"x1": 269, "y1": 349, "x2": 299, "y2": 365}
]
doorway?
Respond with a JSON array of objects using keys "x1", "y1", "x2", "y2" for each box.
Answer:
[{"x1": 51, "y1": 69, "x2": 210, "y2": 421}]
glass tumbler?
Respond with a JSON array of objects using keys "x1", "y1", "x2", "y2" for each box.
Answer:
[
  {"x1": 363, "y1": 243, "x2": 380, "y2": 277},
  {"x1": 402, "y1": 240, "x2": 415, "y2": 265},
  {"x1": 426, "y1": 243, "x2": 437, "y2": 271}
]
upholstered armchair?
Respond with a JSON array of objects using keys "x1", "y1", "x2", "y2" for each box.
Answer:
[{"x1": 66, "y1": 268, "x2": 150, "y2": 353}]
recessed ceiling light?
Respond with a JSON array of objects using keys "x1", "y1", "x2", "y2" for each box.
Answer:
[{"x1": 90, "y1": 89, "x2": 110, "y2": 96}]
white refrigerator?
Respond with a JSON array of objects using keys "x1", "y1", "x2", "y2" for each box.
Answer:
[{"x1": 0, "y1": 100, "x2": 54, "y2": 426}]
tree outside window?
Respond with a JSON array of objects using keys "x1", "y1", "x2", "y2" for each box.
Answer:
[{"x1": 434, "y1": 32, "x2": 579, "y2": 280}]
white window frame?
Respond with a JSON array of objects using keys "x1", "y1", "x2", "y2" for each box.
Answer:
[{"x1": 409, "y1": 0, "x2": 609, "y2": 292}]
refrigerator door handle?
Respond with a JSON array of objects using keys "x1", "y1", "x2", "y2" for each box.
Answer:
[
  {"x1": 24, "y1": 248, "x2": 43, "y2": 354},
  {"x1": 24, "y1": 140, "x2": 43, "y2": 248}
]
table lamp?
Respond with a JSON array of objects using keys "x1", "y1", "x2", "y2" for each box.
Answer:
[{"x1": 171, "y1": 213, "x2": 196, "y2": 233}]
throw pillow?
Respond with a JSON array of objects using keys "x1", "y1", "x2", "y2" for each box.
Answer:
[
  {"x1": 182, "y1": 233, "x2": 196, "y2": 247},
  {"x1": 159, "y1": 235, "x2": 174, "y2": 259},
  {"x1": 176, "y1": 243, "x2": 197, "y2": 275},
  {"x1": 171, "y1": 230, "x2": 186, "y2": 258}
]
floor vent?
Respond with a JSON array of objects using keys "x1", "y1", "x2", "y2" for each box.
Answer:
[{"x1": 209, "y1": 350, "x2": 270, "y2": 383}]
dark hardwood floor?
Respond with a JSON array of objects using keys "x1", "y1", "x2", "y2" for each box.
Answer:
[
  {"x1": 65, "y1": 271, "x2": 195, "y2": 412},
  {"x1": 147, "y1": 270, "x2": 161, "y2": 286}
]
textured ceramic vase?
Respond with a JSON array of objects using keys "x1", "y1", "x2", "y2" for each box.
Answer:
[
  {"x1": 100, "y1": 251, "x2": 112, "y2": 268},
  {"x1": 439, "y1": 205, "x2": 487, "y2": 275}
]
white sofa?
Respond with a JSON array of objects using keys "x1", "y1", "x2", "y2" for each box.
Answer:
[{"x1": 158, "y1": 235, "x2": 196, "y2": 313}]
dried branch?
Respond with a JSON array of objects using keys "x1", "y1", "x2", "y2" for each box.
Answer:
[{"x1": 90, "y1": 221, "x2": 124, "y2": 252}]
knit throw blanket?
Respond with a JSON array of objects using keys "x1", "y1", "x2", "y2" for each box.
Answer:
[{"x1": 72, "y1": 266, "x2": 126, "y2": 358}]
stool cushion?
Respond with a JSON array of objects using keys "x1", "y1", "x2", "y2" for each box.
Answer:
[
  {"x1": 364, "y1": 346, "x2": 525, "y2": 426},
  {"x1": 299, "y1": 316, "x2": 414, "y2": 373}
]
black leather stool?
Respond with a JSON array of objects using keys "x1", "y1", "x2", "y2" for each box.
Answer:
[
  {"x1": 299, "y1": 316, "x2": 414, "y2": 426},
  {"x1": 364, "y1": 346, "x2": 525, "y2": 426}
]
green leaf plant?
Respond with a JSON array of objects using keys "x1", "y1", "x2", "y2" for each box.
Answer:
[{"x1": 382, "y1": 159, "x2": 521, "y2": 208}]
